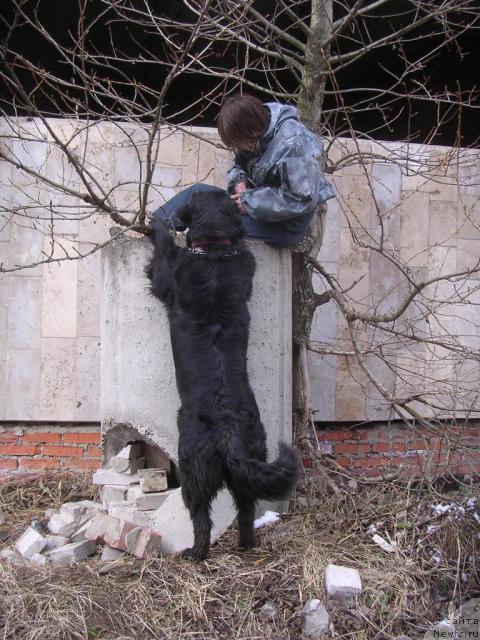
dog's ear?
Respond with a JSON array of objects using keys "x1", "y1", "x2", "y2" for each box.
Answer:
[{"x1": 176, "y1": 204, "x2": 194, "y2": 227}]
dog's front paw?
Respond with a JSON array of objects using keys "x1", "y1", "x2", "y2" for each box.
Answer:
[
  {"x1": 238, "y1": 536, "x2": 257, "y2": 551},
  {"x1": 181, "y1": 547, "x2": 207, "y2": 562}
]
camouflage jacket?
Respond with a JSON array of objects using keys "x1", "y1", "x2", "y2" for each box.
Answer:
[{"x1": 226, "y1": 103, "x2": 335, "y2": 222}]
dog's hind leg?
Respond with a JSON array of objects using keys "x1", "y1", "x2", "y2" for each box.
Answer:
[
  {"x1": 181, "y1": 497, "x2": 212, "y2": 561},
  {"x1": 236, "y1": 497, "x2": 256, "y2": 550}
]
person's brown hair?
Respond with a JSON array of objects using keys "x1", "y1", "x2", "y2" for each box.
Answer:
[{"x1": 217, "y1": 94, "x2": 270, "y2": 149}]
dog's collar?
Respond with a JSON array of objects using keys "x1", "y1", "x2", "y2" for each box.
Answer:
[
  {"x1": 191, "y1": 238, "x2": 232, "y2": 249},
  {"x1": 188, "y1": 238, "x2": 240, "y2": 256},
  {"x1": 188, "y1": 245, "x2": 241, "y2": 257}
]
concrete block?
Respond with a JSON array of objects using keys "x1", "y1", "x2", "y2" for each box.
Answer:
[
  {"x1": 70, "y1": 519, "x2": 94, "y2": 543},
  {"x1": 325, "y1": 564, "x2": 362, "y2": 600},
  {"x1": 47, "y1": 513, "x2": 79, "y2": 538},
  {"x1": 138, "y1": 468, "x2": 168, "y2": 493},
  {"x1": 93, "y1": 468, "x2": 140, "y2": 486},
  {"x1": 15, "y1": 526, "x2": 47, "y2": 559},
  {"x1": 110, "y1": 455, "x2": 145, "y2": 475},
  {"x1": 117, "y1": 443, "x2": 142, "y2": 460},
  {"x1": 0, "y1": 548, "x2": 26, "y2": 565},
  {"x1": 44, "y1": 535, "x2": 70, "y2": 552},
  {"x1": 134, "y1": 490, "x2": 173, "y2": 511},
  {"x1": 59, "y1": 501, "x2": 91, "y2": 523},
  {"x1": 302, "y1": 599, "x2": 330, "y2": 639},
  {"x1": 102, "y1": 485, "x2": 130, "y2": 506},
  {"x1": 30, "y1": 553, "x2": 49, "y2": 566},
  {"x1": 49, "y1": 540, "x2": 97, "y2": 565},
  {"x1": 101, "y1": 545, "x2": 125, "y2": 561}
]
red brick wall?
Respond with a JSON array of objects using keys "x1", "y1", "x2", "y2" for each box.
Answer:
[
  {"x1": 2, "y1": 421, "x2": 479, "y2": 480},
  {"x1": 0, "y1": 424, "x2": 102, "y2": 474},
  {"x1": 313, "y1": 422, "x2": 480, "y2": 479}
]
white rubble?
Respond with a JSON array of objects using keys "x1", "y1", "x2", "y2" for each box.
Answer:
[
  {"x1": 110, "y1": 455, "x2": 145, "y2": 475},
  {"x1": 133, "y1": 490, "x2": 173, "y2": 511},
  {"x1": 15, "y1": 526, "x2": 47, "y2": 559},
  {"x1": 47, "y1": 513, "x2": 79, "y2": 538},
  {"x1": 260, "y1": 601, "x2": 278, "y2": 620},
  {"x1": 302, "y1": 599, "x2": 330, "y2": 639},
  {"x1": 0, "y1": 547, "x2": 25, "y2": 564},
  {"x1": 30, "y1": 553, "x2": 49, "y2": 566},
  {"x1": 44, "y1": 535, "x2": 70, "y2": 552},
  {"x1": 371, "y1": 534, "x2": 396, "y2": 553},
  {"x1": 101, "y1": 546, "x2": 125, "y2": 562},
  {"x1": 138, "y1": 468, "x2": 168, "y2": 493},
  {"x1": 49, "y1": 540, "x2": 97, "y2": 565},
  {"x1": 102, "y1": 485, "x2": 130, "y2": 507},
  {"x1": 48, "y1": 502, "x2": 101, "y2": 538},
  {"x1": 325, "y1": 564, "x2": 362, "y2": 600},
  {"x1": 93, "y1": 469, "x2": 141, "y2": 486},
  {"x1": 254, "y1": 511, "x2": 280, "y2": 529}
]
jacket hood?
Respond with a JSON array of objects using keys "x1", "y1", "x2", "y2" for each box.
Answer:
[{"x1": 262, "y1": 103, "x2": 299, "y2": 145}]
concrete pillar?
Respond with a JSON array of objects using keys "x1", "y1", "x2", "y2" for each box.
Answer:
[{"x1": 101, "y1": 235, "x2": 292, "y2": 553}]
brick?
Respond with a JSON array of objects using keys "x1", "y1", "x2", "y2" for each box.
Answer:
[
  {"x1": 333, "y1": 457, "x2": 350, "y2": 468},
  {"x1": 0, "y1": 458, "x2": 17, "y2": 471},
  {"x1": 350, "y1": 457, "x2": 386, "y2": 468},
  {"x1": 0, "y1": 444, "x2": 40, "y2": 456},
  {"x1": 457, "y1": 464, "x2": 480, "y2": 476},
  {"x1": 64, "y1": 432, "x2": 101, "y2": 444},
  {"x1": 335, "y1": 443, "x2": 370, "y2": 454},
  {"x1": 372, "y1": 442, "x2": 391, "y2": 453},
  {"x1": 86, "y1": 445, "x2": 103, "y2": 459},
  {"x1": 0, "y1": 433, "x2": 19, "y2": 444},
  {"x1": 43, "y1": 445, "x2": 83, "y2": 457},
  {"x1": 23, "y1": 432, "x2": 62, "y2": 444},
  {"x1": 317, "y1": 430, "x2": 351, "y2": 441},
  {"x1": 62, "y1": 459, "x2": 102, "y2": 471},
  {"x1": 19, "y1": 458, "x2": 61, "y2": 470}
]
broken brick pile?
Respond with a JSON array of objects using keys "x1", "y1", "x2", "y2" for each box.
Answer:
[{"x1": 1, "y1": 443, "x2": 173, "y2": 566}]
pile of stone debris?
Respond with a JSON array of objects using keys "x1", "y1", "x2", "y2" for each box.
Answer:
[{"x1": 0, "y1": 444, "x2": 172, "y2": 566}]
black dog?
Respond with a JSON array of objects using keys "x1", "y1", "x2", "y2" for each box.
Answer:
[{"x1": 146, "y1": 191, "x2": 298, "y2": 560}]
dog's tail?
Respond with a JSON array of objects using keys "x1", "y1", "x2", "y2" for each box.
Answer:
[{"x1": 223, "y1": 441, "x2": 299, "y2": 501}]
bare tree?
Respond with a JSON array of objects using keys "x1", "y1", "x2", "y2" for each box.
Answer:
[{"x1": 0, "y1": 0, "x2": 479, "y2": 467}]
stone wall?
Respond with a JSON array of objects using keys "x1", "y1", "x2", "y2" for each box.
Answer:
[{"x1": 1, "y1": 118, "x2": 479, "y2": 427}]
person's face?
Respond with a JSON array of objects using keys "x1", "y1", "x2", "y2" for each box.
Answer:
[{"x1": 234, "y1": 138, "x2": 259, "y2": 152}]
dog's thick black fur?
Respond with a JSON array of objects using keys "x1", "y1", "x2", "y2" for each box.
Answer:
[{"x1": 146, "y1": 191, "x2": 298, "y2": 561}]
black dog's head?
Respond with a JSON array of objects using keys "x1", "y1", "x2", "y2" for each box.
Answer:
[{"x1": 176, "y1": 191, "x2": 243, "y2": 244}]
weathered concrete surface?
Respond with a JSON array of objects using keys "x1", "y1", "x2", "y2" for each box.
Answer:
[{"x1": 101, "y1": 236, "x2": 292, "y2": 547}]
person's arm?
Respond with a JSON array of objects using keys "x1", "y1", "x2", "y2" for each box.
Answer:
[
  {"x1": 226, "y1": 158, "x2": 252, "y2": 195},
  {"x1": 240, "y1": 136, "x2": 335, "y2": 222}
]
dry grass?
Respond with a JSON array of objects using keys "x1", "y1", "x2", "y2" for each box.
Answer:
[{"x1": 0, "y1": 472, "x2": 479, "y2": 640}]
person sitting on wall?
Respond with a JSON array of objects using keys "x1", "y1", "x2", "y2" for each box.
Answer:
[{"x1": 152, "y1": 94, "x2": 335, "y2": 248}]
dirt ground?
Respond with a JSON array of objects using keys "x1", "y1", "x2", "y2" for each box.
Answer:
[{"x1": 0, "y1": 472, "x2": 478, "y2": 640}]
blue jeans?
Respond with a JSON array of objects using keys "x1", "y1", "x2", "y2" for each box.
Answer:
[{"x1": 152, "y1": 184, "x2": 313, "y2": 248}]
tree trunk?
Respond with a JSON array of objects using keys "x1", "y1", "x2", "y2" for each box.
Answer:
[{"x1": 293, "y1": 0, "x2": 332, "y2": 449}]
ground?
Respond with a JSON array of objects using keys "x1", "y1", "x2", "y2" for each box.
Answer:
[{"x1": 0, "y1": 473, "x2": 478, "y2": 639}]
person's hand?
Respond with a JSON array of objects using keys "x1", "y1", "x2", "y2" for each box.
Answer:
[
  {"x1": 234, "y1": 181, "x2": 248, "y2": 194},
  {"x1": 231, "y1": 192, "x2": 246, "y2": 213}
]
